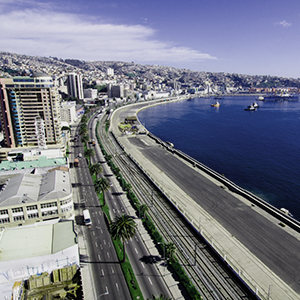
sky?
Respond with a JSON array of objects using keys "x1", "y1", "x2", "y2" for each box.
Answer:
[{"x1": 1, "y1": 0, "x2": 300, "y2": 78}]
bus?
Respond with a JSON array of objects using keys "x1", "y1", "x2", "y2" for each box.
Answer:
[{"x1": 83, "y1": 209, "x2": 92, "y2": 227}]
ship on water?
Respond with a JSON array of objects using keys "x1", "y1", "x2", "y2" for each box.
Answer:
[{"x1": 263, "y1": 93, "x2": 299, "y2": 102}]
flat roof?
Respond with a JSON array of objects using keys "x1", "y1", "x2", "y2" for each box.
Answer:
[
  {"x1": 0, "y1": 169, "x2": 71, "y2": 207},
  {"x1": 0, "y1": 221, "x2": 76, "y2": 261}
]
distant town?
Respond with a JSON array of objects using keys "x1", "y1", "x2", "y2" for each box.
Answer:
[{"x1": 1, "y1": 51, "x2": 300, "y2": 105}]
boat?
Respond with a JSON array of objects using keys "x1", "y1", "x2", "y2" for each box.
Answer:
[
  {"x1": 263, "y1": 94, "x2": 299, "y2": 102},
  {"x1": 244, "y1": 105, "x2": 257, "y2": 111},
  {"x1": 257, "y1": 96, "x2": 264, "y2": 101},
  {"x1": 248, "y1": 102, "x2": 259, "y2": 109},
  {"x1": 214, "y1": 95, "x2": 223, "y2": 99},
  {"x1": 211, "y1": 101, "x2": 221, "y2": 107}
]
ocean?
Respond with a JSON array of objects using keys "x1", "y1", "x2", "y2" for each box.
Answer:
[{"x1": 138, "y1": 96, "x2": 300, "y2": 221}]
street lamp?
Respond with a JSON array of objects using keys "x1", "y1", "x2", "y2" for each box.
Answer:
[
  {"x1": 96, "y1": 287, "x2": 109, "y2": 299},
  {"x1": 134, "y1": 203, "x2": 140, "y2": 218},
  {"x1": 158, "y1": 242, "x2": 166, "y2": 276}
]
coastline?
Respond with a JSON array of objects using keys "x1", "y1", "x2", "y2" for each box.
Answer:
[{"x1": 109, "y1": 99, "x2": 300, "y2": 300}]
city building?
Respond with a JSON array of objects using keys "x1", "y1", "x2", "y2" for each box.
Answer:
[
  {"x1": 0, "y1": 167, "x2": 74, "y2": 228},
  {"x1": 83, "y1": 88, "x2": 98, "y2": 100},
  {"x1": 61, "y1": 101, "x2": 77, "y2": 125},
  {"x1": 66, "y1": 73, "x2": 84, "y2": 99},
  {"x1": 108, "y1": 84, "x2": 124, "y2": 98},
  {"x1": 0, "y1": 220, "x2": 79, "y2": 298},
  {"x1": 0, "y1": 73, "x2": 62, "y2": 148},
  {"x1": 106, "y1": 67, "x2": 114, "y2": 77}
]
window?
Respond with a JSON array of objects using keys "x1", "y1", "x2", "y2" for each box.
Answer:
[
  {"x1": 60, "y1": 198, "x2": 72, "y2": 206},
  {"x1": 0, "y1": 218, "x2": 10, "y2": 224},
  {"x1": 0, "y1": 209, "x2": 8, "y2": 215},
  {"x1": 27, "y1": 212, "x2": 39, "y2": 219},
  {"x1": 27, "y1": 205, "x2": 37, "y2": 211},
  {"x1": 42, "y1": 210, "x2": 58, "y2": 216},
  {"x1": 12, "y1": 207, "x2": 23, "y2": 213},
  {"x1": 41, "y1": 202, "x2": 57, "y2": 208},
  {"x1": 13, "y1": 215, "x2": 24, "y2": 222}
]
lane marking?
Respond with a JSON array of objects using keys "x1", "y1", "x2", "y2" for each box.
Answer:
[
  {"x1": 116, "y1": 283, "x2": 119, "y2": 291},
  {"x1": 98, "y1": 254, "x2": 101, "y2": 260},
  {"x1": 95, "y1": 242, "x2": 98, "y2": 247},
  {"x1": 111, "y1": 267, "x2": 114, "y2": 273},
  {"x1": 141, "y1": 262, "x2": 145, "y2": 268},
  {"x1": 148, "y1": 278, "x2": 153, "y2": 285},
  {"x1": 107, "y1": 252, "x2": 110, "y2": 258},
  {"x1": 135, "y1": 248, "x2": 138, "y2": 254}
]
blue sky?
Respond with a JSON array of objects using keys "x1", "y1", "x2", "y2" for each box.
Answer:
[{"x1": 1, "y1": 0, "x2": 300, "y2": 78}]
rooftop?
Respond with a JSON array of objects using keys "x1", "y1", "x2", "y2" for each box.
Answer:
[{"x1": 0, "y1": 220, "x2": 77, "y2": 261}]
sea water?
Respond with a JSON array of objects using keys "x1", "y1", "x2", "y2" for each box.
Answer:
[{"x1": 138, "y1": 96, "x2": 300, "y2": 221}]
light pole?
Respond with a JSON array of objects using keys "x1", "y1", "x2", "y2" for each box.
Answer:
[
  {"x1": 96, "y1": 287, "x2": 109, "y2": 299},
  {"x1": 158, "y1": 242, "x2": 166, "y2": 276},
  {"x1": 134, "y1": 203, "x2": 140, "y2": 218}
]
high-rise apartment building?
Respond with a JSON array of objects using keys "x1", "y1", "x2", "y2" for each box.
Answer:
[
  {"x1": 66, "y1": 73, "x2": 84, "y2": 99},
  {"x1": 0, "y1": 73, "x2": 61, "y2": 148}
]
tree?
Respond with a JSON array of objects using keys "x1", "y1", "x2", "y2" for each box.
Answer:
[
  {"x1": 139, "y1": 204, "x2": 148, "y2": 219},
  {"x1": 165, "y1": 242, "x2": 176, "y2": 262},
  {"x1": 123, "y1": 182, "x2": 132, "y2": 192},
  {"x1": 84, "y1": 148, "x2": 95, "y2": 164},
  {"x1": 110, "y1": 214, "x2": 137, "y2": 262},
  {"x1": 79, "y1": 126, "x2": 88, "y2": 135},
  {"x1": 89, "y1": 163, "x2": 103, "y2": 178},
  {"x1": 94, "y1": 177, "x2": 110, "y2": 206},
  {"x1": 81, "y1": 115, "x2": 88, "y2": 124},
  {"x1": 81, "y1": 134, "x2": 89, "y2": 144},
  {"x1": 147, "y1": 295, "x2": 172, "y2": 300}
]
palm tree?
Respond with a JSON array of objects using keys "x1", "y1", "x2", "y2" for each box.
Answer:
[
  {"x1": 147, "y1": 294, "x2": 172, "y2": 300},
  {"x1": 139, "y1": 204, "x2": 148, "y2": 219},
  {"x1": 94, "y1": 177, "x2": 110, "y2": 206},
  {"x1": 110, "y1": 214, "x2": 137, "y2": 262},
  {"x1": 165, "y1": 242, "x2": 176, "y2": 262},
  {"x1": 84, "y1": 148, "x2": 95, "y2": 165},
  {"x1": 79, "y1": 126, "x2": 88, "y2": 135},
  {"x1": 89, "y1": 163, "x2": 103, "y2": 178},
  {"x1": 123, "y1": 182, "x2": 132, "y2": 192},
  {"x1": 81, "y1": 134, "x2": 89, "y2": 145}
]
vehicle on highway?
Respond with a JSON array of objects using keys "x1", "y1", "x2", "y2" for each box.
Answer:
[
  {"x1": 78, "y1": 153, "x2": 82, "y2": 158},
  {"x1": 83, "y1": 209, "x2": 92, "y2": 227},
  {"x1": 74, "y1": 158, "x2": 79, "y2": 167}
]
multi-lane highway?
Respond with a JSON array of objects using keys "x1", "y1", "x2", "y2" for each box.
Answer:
[
  {"x1": 70, "y1": 117, "x2": 131, "y2": 300},
  {"x1": 71, "y1": 111, "x2": 172, "y2": 299}
]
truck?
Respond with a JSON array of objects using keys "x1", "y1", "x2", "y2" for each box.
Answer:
[
  {"x1": 74, "y1": 158, "x2": 79, "y2": 167},
  {"x1": 83, "y1": 209, "x2": 91, "y2": 227}
]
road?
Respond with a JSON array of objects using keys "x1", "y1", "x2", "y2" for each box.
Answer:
[
  {"x1": 71, "y1": 111, "x2": 172, "y2": 299},
  {"x1": 70, "y1": 117, "x2": 131, "y2": 300},
  {"x1": 111, "y1": 102, "x2": 300, "y2": 298}
]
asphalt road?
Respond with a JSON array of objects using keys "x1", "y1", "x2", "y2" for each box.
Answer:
[
  {"x1": 71, "y1": 118, "x2": 131, "y2": 300},
  {"x1": 113, "y1": 103, "x2": 300, "y2": 294}
]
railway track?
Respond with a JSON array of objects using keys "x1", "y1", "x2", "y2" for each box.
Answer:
[{"x1": 97, "y1": 115, "x2": 257, "y2": 300}]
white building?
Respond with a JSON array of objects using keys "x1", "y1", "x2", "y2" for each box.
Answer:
[
  {"x1": 0, "y1": 167, "x2": 74, "y2": 228},
  {"x1": 106, "y1": 68, "x2": 114, "y2": 77},
  {"x1": 61, "y1": 102, "x2": 77, "y2": 125},
  {"x1": 83, "y1": 88, "x2": 98, "y2": 100},
  {"x1": 0, "y1": 220, "x2": 79, "y2": 298}
]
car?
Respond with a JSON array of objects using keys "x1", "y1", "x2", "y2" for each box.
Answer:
[{"x1": 78, "y1": 153, "x2": 82, "y2": 158}]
